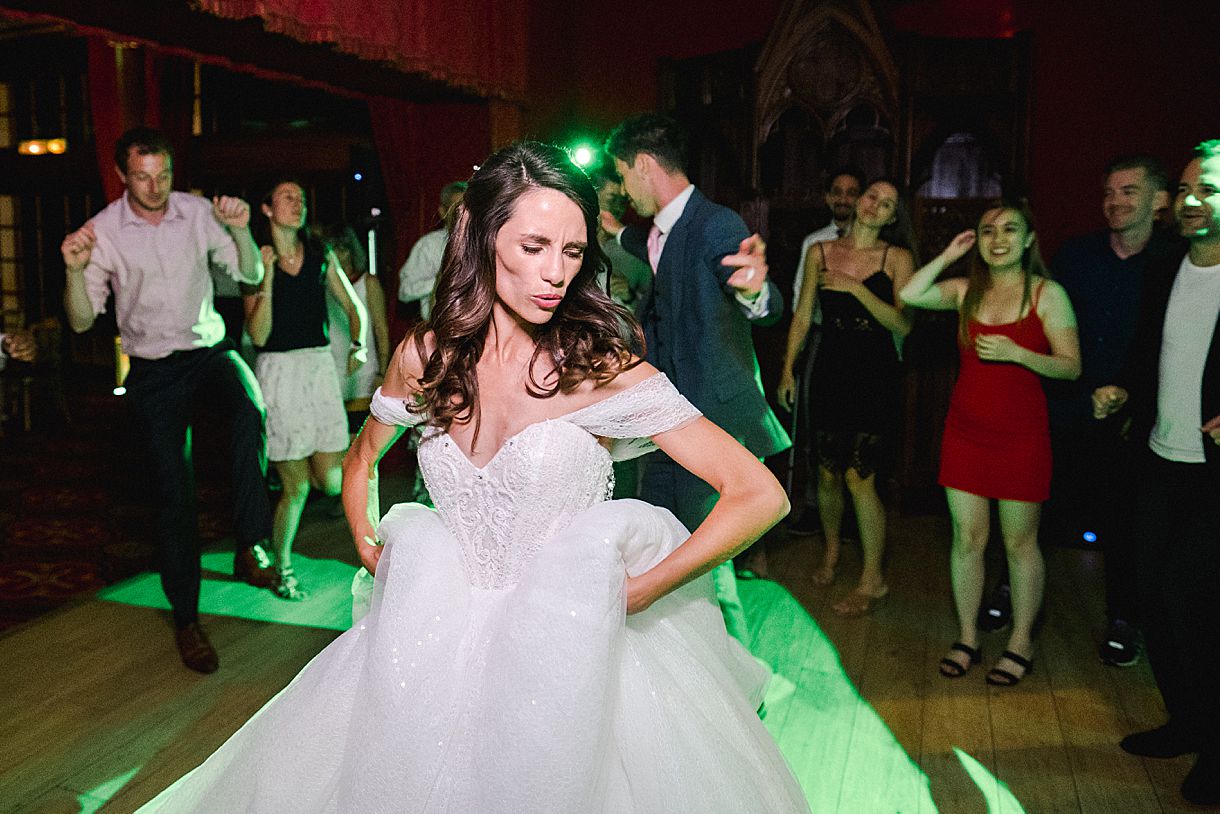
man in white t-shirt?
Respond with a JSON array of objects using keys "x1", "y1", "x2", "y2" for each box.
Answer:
[
  {"x1": 1093, "y1": 139, "x2": 1220, "y2": 806},
  {"x1": 397, "y1": 181, "x2": 466, "y2": 321},
  {"x1": 792, "y1": 169, "x2": 862, "y2": 307}
]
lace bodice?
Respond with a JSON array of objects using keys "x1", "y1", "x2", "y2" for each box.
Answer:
[{"x1": 370, "y1": 373, "x2": 700, "y2": 588}]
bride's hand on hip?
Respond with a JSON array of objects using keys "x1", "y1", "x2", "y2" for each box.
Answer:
[
  {"x1": 625, "y1": 574, "x2": 656, "y2": 615},
  {"x1": 356, "y1": 534, "x2": 383, "y2": 575}
]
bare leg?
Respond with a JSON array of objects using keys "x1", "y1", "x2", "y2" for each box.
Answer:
[
  {"x1": 994, "y1": 498, "x2": 1043, "y2": 678},
  {"x1": 271, "y1": 458, "x2": 311, "y2": 588},
  {"x1": 813, "y1": 466, "x2": 843, "y2": 586},
  {"x1": 309, "y1": 450, "x2": 344, "y2": 498},
  {"x1": 943, "y1": 487, "x2": 991, "y2": 671},
  {"x1": 833, "y1": 468, "x2": 888, "y2": 615}
]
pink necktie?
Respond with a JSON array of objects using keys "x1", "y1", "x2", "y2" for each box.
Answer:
[{"x1": 647, "y1": 223, "x2": 662, "y2": 274}]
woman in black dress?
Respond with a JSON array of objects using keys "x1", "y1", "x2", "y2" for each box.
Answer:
[{"x1": 778, "y1": 179, "x2": 915, "y2": 616}]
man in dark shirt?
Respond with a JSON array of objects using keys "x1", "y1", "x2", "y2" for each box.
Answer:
[{"x1": 1042, "y1": 154, "x2": 1175, "y2": 666}]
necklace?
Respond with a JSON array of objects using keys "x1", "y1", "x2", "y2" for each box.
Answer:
[{"x1": 276, "y1": 242, "x2": 303, "y2": 273}]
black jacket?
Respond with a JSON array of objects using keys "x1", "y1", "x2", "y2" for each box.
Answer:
[{"x1": 1117, "y1": 245, "x2": 1220, "y2": 467}]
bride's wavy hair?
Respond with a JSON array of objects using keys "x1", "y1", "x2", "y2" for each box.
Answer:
[{"x1": 412, "y1": 141, "x2": 643, "y2": 432}]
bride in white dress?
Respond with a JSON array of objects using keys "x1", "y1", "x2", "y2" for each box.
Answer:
[{"x1": 138, "y1": 141, "x2": 811, "y2": 813}]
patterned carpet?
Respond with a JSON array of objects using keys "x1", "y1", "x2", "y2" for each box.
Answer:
[{"x1": 0, "y1": 387, "x2": 234, "y2": 632}]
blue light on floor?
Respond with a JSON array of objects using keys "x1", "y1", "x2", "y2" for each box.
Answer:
[{"x1": 1082, "y1": 531, "x2": 1097, "y2": 543}]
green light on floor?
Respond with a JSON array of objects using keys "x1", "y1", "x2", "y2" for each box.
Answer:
[
  {"x1": 741, "y1": 579, "x2": 936, "y2": 810},
  {"x1": 741, "y1": 580, "x2": 1027, "y2": 812},
  {"x1": 77, "y1": 766, "x2": 141, "y2": 813},
  {"x1": 98, "y1": 551, "x2": 357, "y2": 631},
  {"x1": 954, "y1": 747, "x2": 1026, "y2": 813}
]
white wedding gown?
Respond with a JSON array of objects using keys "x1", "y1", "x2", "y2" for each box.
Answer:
[{"x1": 139, "y1": 373, "x2": 810, "y2": 813}]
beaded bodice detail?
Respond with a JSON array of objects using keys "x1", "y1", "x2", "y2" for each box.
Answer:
[{"x1": 371, "y1": 373, "x2": 700, "y2": 589}]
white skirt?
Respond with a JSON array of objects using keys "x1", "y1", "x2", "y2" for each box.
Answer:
[{"x1": 255, "y1": 347, "x2": 349, "y2": 462}]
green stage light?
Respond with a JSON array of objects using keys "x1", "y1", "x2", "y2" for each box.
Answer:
[{"x1": 571, "y1": 145, "x2": 595, "y2": 167}]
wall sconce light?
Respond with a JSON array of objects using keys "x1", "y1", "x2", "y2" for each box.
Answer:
[{"x1": 18, "y1": 138, "x2": 68, "y2": 155}]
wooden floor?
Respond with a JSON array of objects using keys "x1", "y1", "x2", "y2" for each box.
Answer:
[{"x1": 0, "y1": 500, "x2": 1210, "y2": 813}]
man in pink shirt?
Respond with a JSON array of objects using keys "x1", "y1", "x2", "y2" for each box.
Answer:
[{"x1": 62, "y1": 127, "x2": 276, "y2": 674}]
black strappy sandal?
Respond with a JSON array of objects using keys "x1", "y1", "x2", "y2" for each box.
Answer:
[
  {"x1": 986, "y1": 650, "x2": 1034, "y2": 687},
  {"x1": 273, "y1": 566, "x2": 308, "y2": 601},
  {"x1": 939, "y1": 642, "x2": 981, "y2": 678}
]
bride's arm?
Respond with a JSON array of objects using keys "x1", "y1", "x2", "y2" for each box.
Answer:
[
  {"x1": 627, "y1": 420, "x2": 789, "y2": 614},
  {"x1": 342, "y1": 335, "x2": 427, "y2": 574}
]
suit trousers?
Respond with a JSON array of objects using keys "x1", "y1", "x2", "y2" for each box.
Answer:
[
  {"x1": 1134, "y1": 450, "x2": 1220, "y2": 749},
  {"x1": 1045, "y1": 420, "x2": 1139, "y2": 623},
  {"x1": 126, "y1": 342, "x2": 273, "y2": 627},
  {"x1": 640, "y1": 450, "x2": 750, "y2": 645}
]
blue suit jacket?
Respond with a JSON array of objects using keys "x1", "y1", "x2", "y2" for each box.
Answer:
[{"x1": 624, "y1": 187, "x2": 790, "y2": 459}]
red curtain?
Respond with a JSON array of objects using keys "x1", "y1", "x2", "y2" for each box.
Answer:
[
  {"x1": 195, "y1": 0, "x2": 527, "y2": 100},
  {"x1": 891, "y1": 0, "x2": 1022, "y2": 37},
  {"x1": 86, "y1": 38, "x2": 125, "y2": 203},
  {"x1": 368, "y1": 96, "x2": 492, "y2": 342},
  {"x1": 85, "y1": 38, "x2": 196, "y2": 202}
]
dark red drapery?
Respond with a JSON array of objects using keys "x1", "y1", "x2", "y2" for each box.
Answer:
[
  {"x1": 891, "y1": 0, "x2": 1022, "y2": 38},
  {"x1": 85, "y1": 37, "x2": 196, "y2": 203},
  {"x1": 369, "y1": 96, "x2": 493, "y2": 341},
  {"x1": 195, "y1": 0, "x2": 527, "y2": 100},
  {"x1": 86, "y1": 38, "x2": 125, "y2": 203}
]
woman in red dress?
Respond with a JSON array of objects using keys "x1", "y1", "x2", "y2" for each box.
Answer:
[{"x1": 900, "y1": 200, "x2": 1080, "y2": 686}]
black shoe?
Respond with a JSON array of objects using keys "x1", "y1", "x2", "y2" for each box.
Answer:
[
  {"x1": 787, "y1": 505, "x2": 818, "y2": 536},
  {"x1": 175, "y1": 622, "x2": 219, "y2": 674},
  {"x1": 1098, "y1": 618, "x2": 1140, "y2": 667},
  {"x1": 977, "y1": 583, "x2": 1012, "y2": 633},
  {"x1": 234, "y1": 543, "x2": 279, "y2": 589},
  {"x1": 1120, "y1": 724, "x2": 1198, "y2": 759},
  {"x1": 1182, "y1": 751, "x2": 1220, "y2": 805}
]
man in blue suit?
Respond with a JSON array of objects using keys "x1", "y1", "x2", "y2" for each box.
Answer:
[{"x1": 605, "y1": 114, "x2": 791, "y2": 643}]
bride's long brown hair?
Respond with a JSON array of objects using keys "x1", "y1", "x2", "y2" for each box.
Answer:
[{"x1": 410, "y1": 141, "x2": 643, "y2": 435}]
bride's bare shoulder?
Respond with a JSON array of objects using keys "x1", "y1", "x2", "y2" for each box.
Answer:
[
  {"x1": 384, "y1": 330, "x2": 435, "y2": 397},
  {"x1": 594, "y1": 357, "x2": 660, "y2": 397}
]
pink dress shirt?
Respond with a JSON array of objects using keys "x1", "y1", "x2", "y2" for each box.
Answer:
[{"x1": 83, "y1": 192, "x2": 254, "y2": 360}]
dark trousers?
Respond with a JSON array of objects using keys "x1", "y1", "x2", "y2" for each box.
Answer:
[
  {"x1": 126, "y1": 342, "x2": 273, "y2": 627},
  {"x1": 213, "y1": 296, "x2": 245, "y2": 347},
  {"x1": 1135, "y1": 450, "x2": 1220, "y2": 749},
  {"x1": 1045, "y1": 421, "x2": 1140, "y2": 622}
]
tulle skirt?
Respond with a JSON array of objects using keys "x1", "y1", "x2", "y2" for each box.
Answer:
[{"x1": 138, "y1": 499, "x2": 810, "y2": 813}]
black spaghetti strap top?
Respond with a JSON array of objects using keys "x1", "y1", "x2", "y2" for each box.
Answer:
[{"x1": 262, "y1": 241, "x2": 330, "y2": 352}]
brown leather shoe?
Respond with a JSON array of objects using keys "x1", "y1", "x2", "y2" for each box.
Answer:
[
  {"x1": 234, "y1": 543, "x2": 279, "y2": 589},
  {"x1": 175, "y1": 622, "x2": 219, "y2": 673}
]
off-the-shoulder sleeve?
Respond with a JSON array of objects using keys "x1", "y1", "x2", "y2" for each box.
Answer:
[
  {"x1": 568, "y1": 373, "x2": 702, "y2": 461},
  {"x1": 369, "y1": 387, "x2": 427, "y2": 428}
]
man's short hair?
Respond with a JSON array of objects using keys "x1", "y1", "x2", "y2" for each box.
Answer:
[
  {"x1": 440, "y1": 181, "x2": 468, "y2": 206},
  {"x1": 604, "y1": 113, "x2": 688, "y2": 174},
  {"x1": 1104, "y1": 154, "x2": 1170, "y2": 192},
  {"x1": 1194, "y1": 139, "x2": 1220, "y2": 160},
  {"x1": 824, "y1": 167, "x2": 866, "y2": 194},
  {"x1": 114, "y1": 127, "x2": 173, "y2": 171}
]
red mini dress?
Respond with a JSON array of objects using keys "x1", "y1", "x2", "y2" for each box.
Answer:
[{"x1": 938, "y1": 285, "x2": 1052, "y2": 503}]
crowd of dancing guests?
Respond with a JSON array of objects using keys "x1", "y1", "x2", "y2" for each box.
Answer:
[
  {"x1": 775, "y1": 142, "x2": 1220, "y2": 803},
  {"x1": 59, "y1": 121, "x2": 1220, "y2": 806}
]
